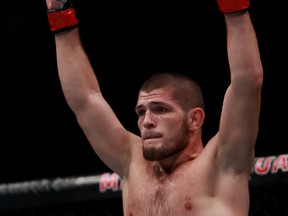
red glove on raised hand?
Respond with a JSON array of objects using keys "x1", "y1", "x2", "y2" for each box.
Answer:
[
  {"x1": 216, "y1": 0, "x2": 250, "y2": 14},
  {"x1": 47, "y1": 0, "x2": 78, "y2": 32}
]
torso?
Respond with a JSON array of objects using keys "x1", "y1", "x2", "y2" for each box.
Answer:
[{"x1": 121, "y1": 143, "x2": 250, "y2": 216}]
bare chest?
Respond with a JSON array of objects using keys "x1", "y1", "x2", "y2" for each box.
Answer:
[{"x1": 124, "y1": 166, "x2": 210, "y2": 216}]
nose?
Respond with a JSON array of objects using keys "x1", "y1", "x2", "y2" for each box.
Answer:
[{"x1": 143, "y1": 112, "x2": 156, "y2": 129}]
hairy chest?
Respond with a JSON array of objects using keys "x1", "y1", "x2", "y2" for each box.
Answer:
[{"x1": 124, "y1": 165, "x2": 211, "y2": 216}]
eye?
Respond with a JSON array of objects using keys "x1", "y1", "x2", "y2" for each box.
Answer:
[
  {"x1": 137, "y1": 109, "x2": 145, "y2": 117},
  {"x1": 155, "y1": 107, "x2": 167, "y2": 114}
]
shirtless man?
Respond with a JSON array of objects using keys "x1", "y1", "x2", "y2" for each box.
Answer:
[{"x1": 46, "y1": 0, "x2": 263, "y2": 215}]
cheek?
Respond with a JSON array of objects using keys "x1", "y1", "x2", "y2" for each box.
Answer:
[
  {"x1": 164, "y1": 118, "x2": 183, "y2": 132},
  {"x1": 169, "y1": 115, "x2": 188, "y2": 132},
  {"x1": 137, "y1": 119, "x2": 142, "y2": 128},
  {"x1": 137, "y1": 118, "x2": 145, "y2": 133}
]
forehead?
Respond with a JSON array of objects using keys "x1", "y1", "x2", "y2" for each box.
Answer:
[{"x1": 136, "y1": 88, "x2": 175, "y2": 107}]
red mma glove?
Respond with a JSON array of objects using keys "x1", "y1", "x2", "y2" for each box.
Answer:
[
  {"x1": 216, "y1": 0, "x2": 250, "y2": 14},
  {"x1": 47, "y1": 0, "x2": 78, "y2": 32}
]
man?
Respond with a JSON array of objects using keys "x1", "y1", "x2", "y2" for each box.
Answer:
[{"x1": 46, "y1": 0, "x2": 263, "y2": 215}]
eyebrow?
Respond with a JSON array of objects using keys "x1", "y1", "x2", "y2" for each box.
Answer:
[{"x1": 135, "y1": 101, "x2": 169, "y2": 111}]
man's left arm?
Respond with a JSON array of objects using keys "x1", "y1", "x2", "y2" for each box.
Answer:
[{"x1": 216, "y1": 2, "x2": 264, "y2": 174}]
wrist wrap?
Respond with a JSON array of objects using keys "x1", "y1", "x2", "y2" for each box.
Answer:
[
  {"x1": 216, "y1": 0, "x2": 250, "y2": 13},
  {"x1": 47, "y1": 0, "x2": 78, "y2": 32}
]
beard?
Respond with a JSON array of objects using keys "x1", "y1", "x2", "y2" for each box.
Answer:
[{"x1": 143, "y1": 120, "x2": 190, "y2": 161}]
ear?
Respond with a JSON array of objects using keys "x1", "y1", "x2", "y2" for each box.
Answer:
[{"x1": 188, "y1": 108, "x2": 205, "y2": 130}]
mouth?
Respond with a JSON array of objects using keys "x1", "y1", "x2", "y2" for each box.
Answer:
[{"x1": 142, "y1": 133, "x2": 162, "y2": 140}]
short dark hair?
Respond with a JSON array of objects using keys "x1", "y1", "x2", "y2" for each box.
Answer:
[{"x1": 140, "y1": 72, "x2": 205, "y2": 111}]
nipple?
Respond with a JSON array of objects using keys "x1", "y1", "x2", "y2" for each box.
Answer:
[
  {"x1": 184, "y1": 197, "x2": 193, "y2": 211},
  {"x1": 185, "y1": 202, "x2": 193, "y2": 210}
]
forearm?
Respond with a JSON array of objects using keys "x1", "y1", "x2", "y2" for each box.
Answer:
[
  {"x1": 224, "y1": 11, "x2": 263, "y2": 88},
  {"x1": 55, "y1": 28, "x2": 101, "y2": 112}
]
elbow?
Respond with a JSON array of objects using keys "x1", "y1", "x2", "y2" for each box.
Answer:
[
  {"x1": 232, "y1": 65, "x2": 263, "y2": 92},
  {"x1": 242, "y1": 64, "x2": 264, "y2": 90},
  {"x1": 245, "y1": 68, "x2": 263, "y2": 90},
  {"x1": 252, "y1": 66, "x2": 264, "y2": 90}
]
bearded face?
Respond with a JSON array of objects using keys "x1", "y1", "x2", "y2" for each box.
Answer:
[{"x1": 143, "y1": 116, "x2": 190, "y2": 161}]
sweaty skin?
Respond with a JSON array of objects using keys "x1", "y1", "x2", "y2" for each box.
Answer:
[{"x1": 45, "y1": 0, "x2": 263, "y2": 215}]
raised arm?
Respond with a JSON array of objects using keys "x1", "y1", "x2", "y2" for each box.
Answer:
[
  {"x1": 46, "y1": 0, "x2": 140, "y2": 177},
  {"x1": 215, "y1": 0, "x2": 264, "y2": 174}
]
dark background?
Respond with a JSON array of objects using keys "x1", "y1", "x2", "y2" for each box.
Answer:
[{"x1": 1, "y1": 0, "x2": 287, "y2": 184}]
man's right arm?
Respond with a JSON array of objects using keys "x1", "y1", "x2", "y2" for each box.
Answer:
[{"x1": 46, "y1": 0, "x2": 140, "y2": 177}]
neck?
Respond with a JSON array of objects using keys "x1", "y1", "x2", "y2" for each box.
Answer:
[{"x1": 156, "y1": 139, "x2": 204, "y2": 174}]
